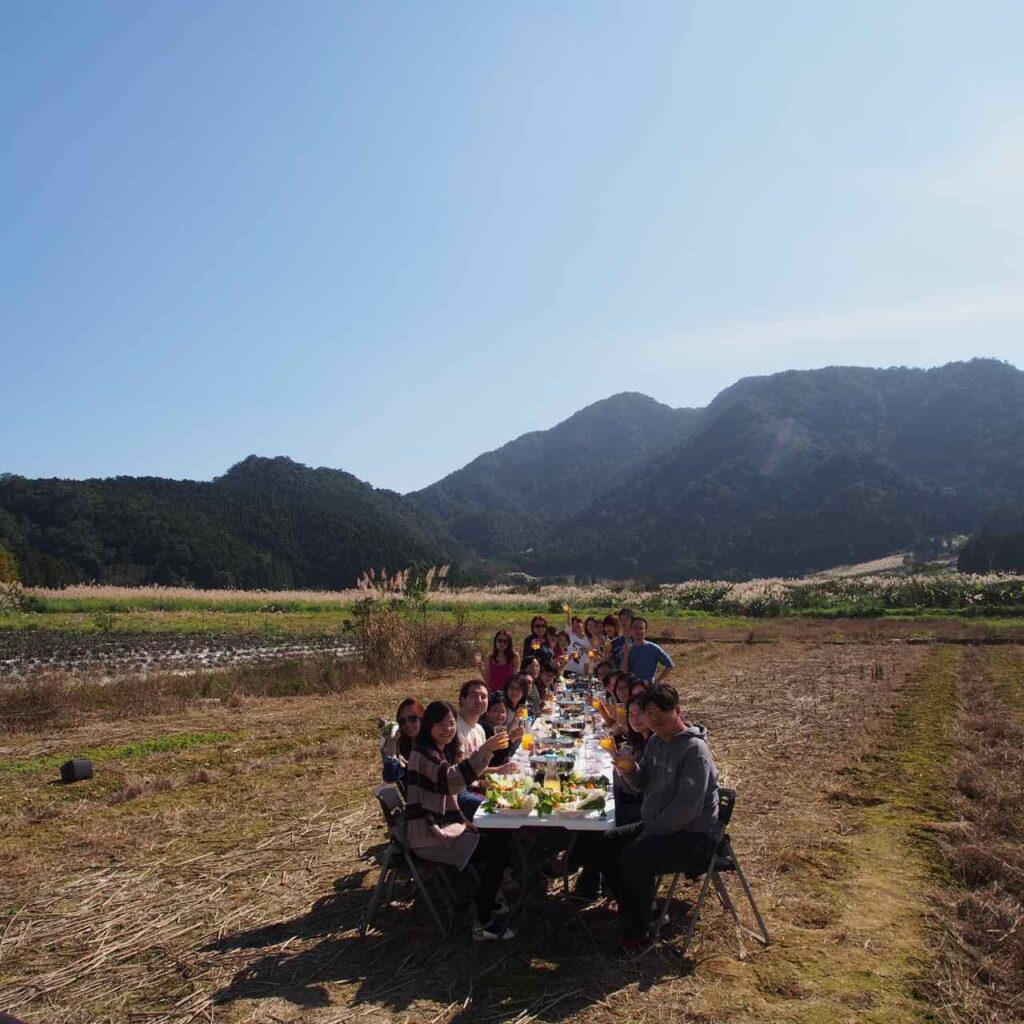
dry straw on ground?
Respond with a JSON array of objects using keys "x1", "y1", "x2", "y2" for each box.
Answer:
[{"x1": 0, "y1": 632, "x2": 1021, "y2": 1022}]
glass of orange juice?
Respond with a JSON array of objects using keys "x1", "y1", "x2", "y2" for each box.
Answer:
[
  {"x1": 590, "y1": 696, "x2": 602, "y2": 710},
  {"x1": 598, "y1": 735, "x2": 616, "y2": 753},
  {"x1": 521, "y1": 732, "x2": 535, "y2": 752},
  {"x1": 614, "y1": 751, "x2": 635, "y2": 772}
]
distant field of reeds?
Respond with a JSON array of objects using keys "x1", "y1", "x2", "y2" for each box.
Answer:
[{"x1": 12, "y1": 572, "x2": 1024, "y2": 618}]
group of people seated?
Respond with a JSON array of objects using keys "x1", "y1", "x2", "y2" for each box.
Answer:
[{"x1": 376, "y1": 607, "x2": 718, "y2": 954}]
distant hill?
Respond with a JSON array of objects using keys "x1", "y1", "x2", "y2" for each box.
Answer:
[
  {"x1": 409, "y1": 392, "x2": 702, "y2": 559},
  {"x1": 5, "y1": 360, "x2": 1022, "y2": 588},
  {"x1": 528, "y1": 359, "x2": 1024, "y2": 579},
  {"x1": 0, "y1": 456, "x2": 457, "y2": 588}
]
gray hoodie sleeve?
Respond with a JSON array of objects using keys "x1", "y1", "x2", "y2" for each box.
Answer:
[{"x1": 645, "y1": 745, "x2": 713, "y2": 836}]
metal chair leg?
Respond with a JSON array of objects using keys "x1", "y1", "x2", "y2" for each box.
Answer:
[
  {"x1": 728, "y1": 846, "x2": 771, "y2": 946},
  {"x1": 653, "y1": 872, "x2": 681, "y2": 939},
  {"x1": 712, "y1": 872, "x2": 738, "y2": 917},
  {"x1": 404, "y1": 850, "x2": 450, "y2": 938},
  {"x1": 433, "y1": 865, "x2": 457, "y2": 909},
  {"x1": 361, "y1": 844, "x2": 394, "y2": 936},
  {"x1": 562, "y1": 834, "x2": 579, "y2": 895},
  {"x1": 712, "y1": 872, "x2": 748, "y2": 960},
  {"x1": 678, "y1": 864, "x2": 717, "y2": 958}
]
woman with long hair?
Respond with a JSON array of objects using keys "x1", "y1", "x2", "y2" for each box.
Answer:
[
  {"x1": 522, "y1": 615, "x2": 554, "y2": 671},
  {"x1": 503, "y1": 672, "x2": 531, "y2": 719},
  {"x1": 480, "y1": 692, "x2": 518, "y2": 766},
  {"x1": 379, "y1": 697, "x2": 423, "y2": 789},
  {"x1": 405, "y1": 701, "x2": 515, "y2": 940},
  {"x1": 563, "y1": 609, "x2": 588, "y2": 675},
  {"x1": 601, "y1": 614, "x2": 619, "y2": 658},
  {"x1": 612, "y1": 698, "x2": 651, "y2": 827},
  {"x1": 476, "y1": 630, "x2": 520, "y2": 692}
]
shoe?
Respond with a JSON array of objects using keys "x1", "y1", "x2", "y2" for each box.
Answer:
[{"x1": 473, "y1": 917, "x2": 517, "y2": 941}]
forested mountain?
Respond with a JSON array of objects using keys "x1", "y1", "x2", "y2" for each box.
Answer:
[
  {"x1": 958, "y1": 530, "x2": 1024, "y2": 573},
  {"x1": 0, "y1": 457, "x2": 457, "y2": 588},
  {"x1": 409, "y1": 393, "x2": 702, "y2": 558},
  {"x1": 528, "y1": 359, "x2": 1024, "y2": 579},
  {"x1": 4, "y1": 360, "x2": 1022, "y2": 588}
]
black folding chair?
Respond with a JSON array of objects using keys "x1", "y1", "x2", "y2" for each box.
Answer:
[
  {"x1": 654, "y1": 787, "x2": 770, "y2": 958},
  {"x1": 360, "y1": 783, "x2": 460, "y2": 939}
]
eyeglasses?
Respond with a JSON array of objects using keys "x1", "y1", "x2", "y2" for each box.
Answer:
[{"x1": 398, "y1": 715, "x2": 420, "y2": 725}]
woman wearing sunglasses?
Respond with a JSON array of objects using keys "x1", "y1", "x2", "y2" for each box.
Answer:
[
  {"x1": 380, "y1": 697, "x2": 424, "y2": 791},
  {"x1": 475, "y1": 630, "x2": 520, "y2": 692}
]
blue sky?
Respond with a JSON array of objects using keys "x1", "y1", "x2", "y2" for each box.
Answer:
[{"x1": 3, "y1": 1, "x2": 1022, "y2": 492}]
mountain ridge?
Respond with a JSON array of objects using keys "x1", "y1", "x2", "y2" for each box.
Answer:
[{"x1": 2, "y1": 359, "x2": 1021, "y2": 586}]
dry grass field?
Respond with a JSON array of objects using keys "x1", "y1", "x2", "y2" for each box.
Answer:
[{"x1": 1, "y1": 625, "x2": 1022, "y2": 1024}]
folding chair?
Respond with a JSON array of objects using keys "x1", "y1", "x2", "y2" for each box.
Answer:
[
  {"x1": 360, "y1": 783, "x2": 459, "y2": 938},
  {"x1": 654, "y1": 787, "x2": 770, "y2": 958}
]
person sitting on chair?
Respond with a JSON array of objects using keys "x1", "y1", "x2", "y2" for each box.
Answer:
[
  {"x1": 379, "y1": 697, "x2": 423, "y2": 791},
  {"x1": 405, "y1": 700, "x2": 516, "y2": 940},
  {"x1": 600, "y1": 683, "x2": 719, "y2": 954},
  {"x1": 480, "y1": 691, "x2": 519, "y2": 766},
  {"x1": 456, "y1": 679, "x2": 516, "y2": 818}
]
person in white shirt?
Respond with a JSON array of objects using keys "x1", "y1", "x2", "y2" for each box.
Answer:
[
  {"x1": 456, "y1": 679, "x2": 489, "y2": 754},
  {"x1": 564, "y1": 608, "x2": 592, "y2": 674}
]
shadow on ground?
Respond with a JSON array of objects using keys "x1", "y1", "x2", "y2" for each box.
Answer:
[{"x1": 203, "y1": 849, "x2": 695, "y2": 1022}]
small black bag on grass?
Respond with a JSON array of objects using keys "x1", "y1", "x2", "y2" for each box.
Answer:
[{"x1": 60, "y1": 758, "x2": 94, "y2": 783}]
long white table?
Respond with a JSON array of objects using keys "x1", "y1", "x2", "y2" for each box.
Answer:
[{"x1": 474, "y1": 725, "x2": 618, "y2": 833}]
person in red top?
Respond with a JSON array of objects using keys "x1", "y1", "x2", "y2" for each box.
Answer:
[{"x1": 476, "y1": 630, "x2": 520, "y2": 692}]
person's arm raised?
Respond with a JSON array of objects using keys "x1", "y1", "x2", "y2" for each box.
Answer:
[{"x1": 474, "y1": 651, "x2": 489, "y2": 685}]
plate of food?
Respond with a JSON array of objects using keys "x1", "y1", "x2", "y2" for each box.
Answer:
[
  {"x1": 550, "y1": 788, "x2": 607, "y2": 818},
  {"x1": 482, "y1": 788, "x2": 539, "y2": 816}
]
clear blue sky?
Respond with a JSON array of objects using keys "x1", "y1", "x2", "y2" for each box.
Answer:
[{"x1": 3, "y1": 1, "x2": 1022, "y2": 492}]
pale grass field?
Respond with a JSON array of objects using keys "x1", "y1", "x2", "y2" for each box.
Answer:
[
  {"x1": 4, "y1": 630, "x2": 1009, "y2": 1024},
  {"x1": 23, "y1": 571, "x2": 1024, "y2": 614}
]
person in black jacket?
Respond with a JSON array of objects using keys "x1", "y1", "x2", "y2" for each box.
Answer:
[
  {"x1": 522, "y1": 615, "x2": 555, "y2": 671},
  {"x1": 480, "y1": 692, "x2": 519, "y2": 766}
]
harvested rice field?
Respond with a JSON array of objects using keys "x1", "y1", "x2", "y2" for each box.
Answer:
[{"x1": 2, "y1": 626, "x2": 1022, "y2": 1024}]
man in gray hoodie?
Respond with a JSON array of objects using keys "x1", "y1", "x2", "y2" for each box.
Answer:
[{"x1": 600, "y1": 683, "x2": 720, "y2": 951}]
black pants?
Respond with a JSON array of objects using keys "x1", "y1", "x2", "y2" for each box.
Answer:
[
  {"x1": 599, "y1": 822, "x2": 716, "y2": 939},
  {"x1": 471, "y1": 832, "x2": 509, "y2": 924}
]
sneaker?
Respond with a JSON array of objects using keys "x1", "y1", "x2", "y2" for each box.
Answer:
[{"x1": 473, "y1": 917, "x2": 517, "y2": 941}]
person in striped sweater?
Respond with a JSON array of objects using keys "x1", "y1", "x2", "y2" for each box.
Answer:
[{"x1": 405, "y1": 700, "x2": 516, "y2": 940}]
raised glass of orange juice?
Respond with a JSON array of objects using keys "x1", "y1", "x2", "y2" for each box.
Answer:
[
  {"x1": 521, "y1": 732, "x2": 535, "y2": 751},
  {"x1": 598, "y1": 735, "x2": 615, "y2": 753},
  {"x1": 590, "y1": 696, "x2": 602, "y2": 710}
]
